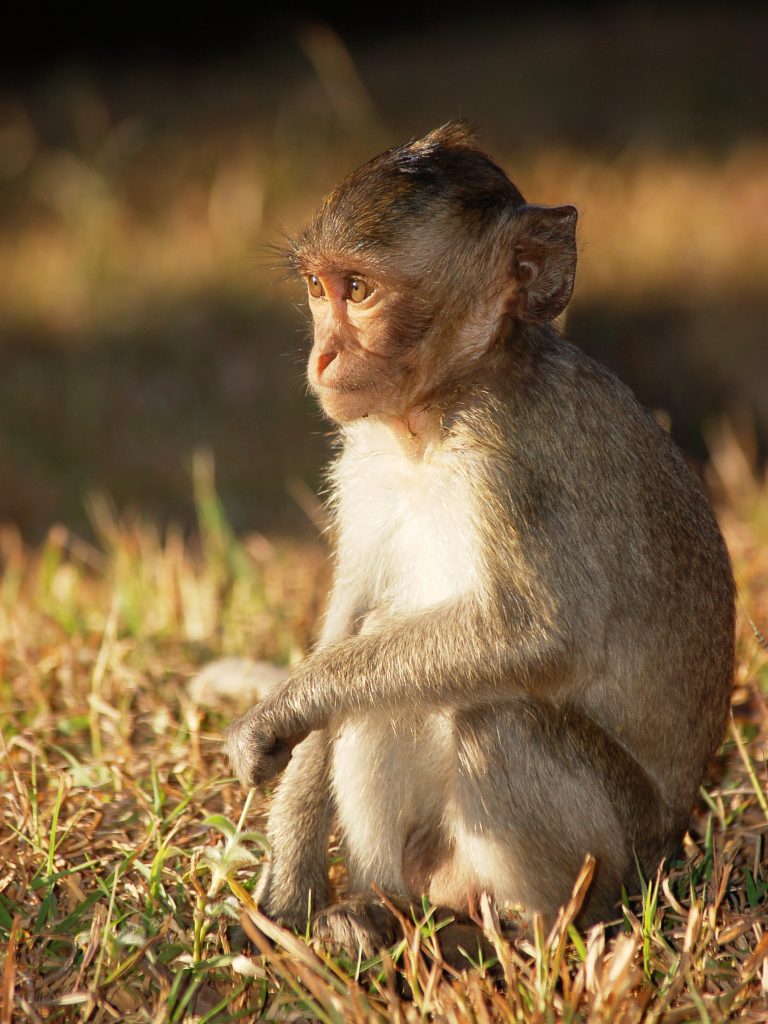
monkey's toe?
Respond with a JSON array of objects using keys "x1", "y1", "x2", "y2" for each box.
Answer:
[{"x1": 311, "y1": 896, "x2": 401, "y2": 958}]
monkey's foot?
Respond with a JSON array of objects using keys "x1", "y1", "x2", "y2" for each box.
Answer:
[
  {"x1": 311, "y1": 896, "x2": 402, "y2": 958},
  {"x1": 254, "y1": 864, "x2": 328, "y2": 933}
]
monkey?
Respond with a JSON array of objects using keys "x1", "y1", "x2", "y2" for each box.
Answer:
[{"x1": 224, "y1": 121, "x2": 735, "y2": 957}]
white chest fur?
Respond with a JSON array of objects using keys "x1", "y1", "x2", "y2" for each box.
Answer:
[{"x1": 331, "y1": 419, "x2": 483, "y2": 615}]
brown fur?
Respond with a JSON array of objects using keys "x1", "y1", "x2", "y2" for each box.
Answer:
[{"x1": 225, "y1": 122, "x2": 735, "y2": 954}]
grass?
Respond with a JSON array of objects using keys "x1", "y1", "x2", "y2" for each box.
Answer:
[{"x1": 1, "y1": 432, "x2": 767, "y2": 1023}]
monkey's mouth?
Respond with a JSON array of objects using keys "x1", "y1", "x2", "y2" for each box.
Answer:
[
  {"x1": 311, "y1": 378, "x2": 384, "y2": 395},
  {"x1": 311, "y1": 378, "x2": 397, "y2": 424}
]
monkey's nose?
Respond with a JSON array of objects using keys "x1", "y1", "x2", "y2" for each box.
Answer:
[{"x1": 317, "y1": 351, "x2": 337, "y2": 376}]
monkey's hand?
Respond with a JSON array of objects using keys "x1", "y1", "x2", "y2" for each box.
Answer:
[{"x1": 224, "y1": 699, "x2": 310, "y2": 787}]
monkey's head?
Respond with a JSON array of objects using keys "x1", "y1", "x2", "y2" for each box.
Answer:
[{"x1": 288, "y1": 121, "x2": 577, "y2": 425}]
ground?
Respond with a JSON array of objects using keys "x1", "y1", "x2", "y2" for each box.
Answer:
[{"x1": 1, "y1": 432, "x2": 767, "y2": 1023}]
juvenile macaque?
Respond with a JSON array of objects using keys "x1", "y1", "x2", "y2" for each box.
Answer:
[{"x1": 225, "y1": 122, "x2": 734, "y2": 954}]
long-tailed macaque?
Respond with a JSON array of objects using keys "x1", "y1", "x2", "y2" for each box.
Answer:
[{"x1": 224, "y1": 122, "x2": 735, "y2": 954}]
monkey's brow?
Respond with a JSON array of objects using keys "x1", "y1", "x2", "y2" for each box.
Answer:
[
  {"x1": 302, "y1": 268, "x2": 369, "y2": 279},
  {"x1": 296, "y1": 257, "x2": 372, "y2": 275}
]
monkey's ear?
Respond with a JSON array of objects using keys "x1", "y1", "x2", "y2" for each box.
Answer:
[{"x1": 510, "y1": 205, "x2": 578, "y2": 322}]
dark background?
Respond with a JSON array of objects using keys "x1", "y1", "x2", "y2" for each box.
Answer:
[{"x1": 1, "y1": 3, "x2": 766, "y2": 538}]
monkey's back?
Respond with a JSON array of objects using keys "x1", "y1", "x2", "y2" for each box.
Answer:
[{"x1": 469, "y1": 332, "x2": 735, "y2": 818}]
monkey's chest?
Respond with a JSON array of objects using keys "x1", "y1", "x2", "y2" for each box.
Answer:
[{"x1": 336, "y1": 441, "x2": 482, "y2": 614}]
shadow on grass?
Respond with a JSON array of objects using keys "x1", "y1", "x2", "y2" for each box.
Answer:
[
  {"x1": 1, "y1": 287, "x2": 766, "y2": 540},
  {"x1": 0, "y1": 298, "x2": 330, "y2": 540}
]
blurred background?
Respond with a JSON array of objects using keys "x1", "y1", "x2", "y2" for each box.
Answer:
[{"x1": 1, "y1": 2, "x2": 767, "y2": 541}]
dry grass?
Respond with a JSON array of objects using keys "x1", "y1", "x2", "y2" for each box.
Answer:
[{"x1": 1, "y1": 433, "x2": 767, "y2": 1023}]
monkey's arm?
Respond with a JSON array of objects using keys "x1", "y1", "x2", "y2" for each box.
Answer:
[
  {"x1": 315, "y1": 570, "x2": 370, "y2": 649},
  {"x1": 226, "y1": 594, "x2": 568, "y2": 786}
]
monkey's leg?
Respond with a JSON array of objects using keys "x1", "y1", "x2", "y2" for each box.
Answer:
[
  {"x1": 336, "y1": 713, "x2": 457, "y2": 891},
  {"x1": 312, "y1": 713, "x2": 452, "y2": 956},
  {"x1": 255, "y1": 729, "x2": 333, "y2": 929},
  {"x1": 432, "y1": 699, "x2": 669, "y2": 926}
]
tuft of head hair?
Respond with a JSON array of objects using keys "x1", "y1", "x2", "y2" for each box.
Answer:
[
  {"x1": 405, "y1": 119, "x2": 478, "y2": 153},
  {"x1": 289, "y1": 122, "x2": 526, "y2": 270}
]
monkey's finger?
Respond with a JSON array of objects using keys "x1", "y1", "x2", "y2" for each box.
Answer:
[
  {"x1": 269, "y1": 734, "x2": 308, "y2": 772},
  {"x1": 245, "y1": 751, "x2": 289, "y2": 786}
]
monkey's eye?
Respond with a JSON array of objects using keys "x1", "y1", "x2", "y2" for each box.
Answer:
[
  {"x1": 348, "y1": 278, "x2": 370, "y2": 303},
  {"x1": 307, "y1": 274, "x2": 325, "y2": 298}
]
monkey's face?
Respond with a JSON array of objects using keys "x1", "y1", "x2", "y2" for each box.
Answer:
[
  {"x1": 291, "y1": 123, "x2": 579, "y2": 426},
  {"x1": 303, "y1": 267, "x2": 422, "y2": 423}
]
